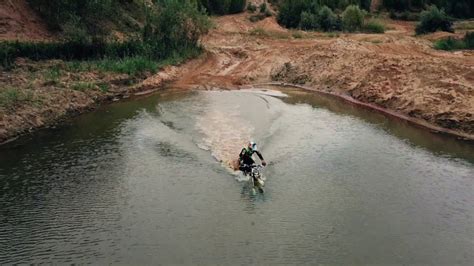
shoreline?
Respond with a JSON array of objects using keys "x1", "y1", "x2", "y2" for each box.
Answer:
[
  {"x1": 253, "y1": 82, "x2": 474, "y2": 142},
  {"x1": 0, "y1": 67, "x2": 177, "y2": 146},
  {"x1": 3, "y1": 82, "x2": 473, "y2": 147}
]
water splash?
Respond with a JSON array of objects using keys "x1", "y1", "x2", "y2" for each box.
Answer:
[{"x1": 196, "y1": 107, "x2": 254, "y2": 169}]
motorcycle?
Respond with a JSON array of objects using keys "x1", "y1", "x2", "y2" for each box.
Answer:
[{"x1": 248, "y1": 164, "x2": 265, "y2": 193}]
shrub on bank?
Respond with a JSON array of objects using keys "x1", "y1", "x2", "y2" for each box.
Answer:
[
  {"x1": 300, "y1": 11, "x2": 319, "y2": 30},
  {"x1": 1, "y1": 0, "x2": 211, "y2": 71},
  {"x1": 364, "y1": 19, "x2": 386, "y2": 33},
  {"x1": 277, "y1": 0, "x2": 315, "y2": 29},
  {"x1": 389, "y1": 10, "x2": 420, "y2": 21},
  {"x1": 27, "y1": 0, "x2": 114, "y2": 32},
  {"x1": 318, "y1": 6, "x2": 339, "y2": 32},
  {"x1": 465, "y1": 32, "x2": 474, "y2": 48},
  {"x1": 434, "y1": 32, "x2": 474, "y2": 51},
  {"x1": 247, "y1": 3, "x2": 257, "y2": 13},
  {"x1": 342, "y1": 5, "x2": 366, "y2": 32},
  {"x1": 383, "y1": 0, "x2": 473, "y2": 19},
  {"x1": 0, "y1": 87, "x2": 36, "y2": 110},
  {"x1": 415, "y1": 6, "x2": 453, "y2": 35},
  {"x1": 198, "y1": 0, "x2": 247, "y2": 15}
]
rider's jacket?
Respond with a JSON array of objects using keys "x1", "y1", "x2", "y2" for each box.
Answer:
[{"x1": 239, "y1": 147, "x2": 264, "y2": 166}]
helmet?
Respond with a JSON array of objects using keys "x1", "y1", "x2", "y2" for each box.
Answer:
[{"x1": 249, "y1": 141, "x2": 258, "y2": 151}]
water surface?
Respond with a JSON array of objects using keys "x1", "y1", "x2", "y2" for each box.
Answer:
[{"x1": 1, "y1": 88, "x2": 473, "y2": 264}]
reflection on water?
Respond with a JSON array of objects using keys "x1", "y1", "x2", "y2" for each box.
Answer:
[
  {"x1": 280, "y1": 87, "x2": 474, "y2": 163},
  {"x1": 0, "y1": 88, "x2": 473, "y2": 264}
]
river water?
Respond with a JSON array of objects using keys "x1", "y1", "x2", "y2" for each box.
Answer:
[{"x1": 1, "y1": 88, "x2": 473, "y2": 264}]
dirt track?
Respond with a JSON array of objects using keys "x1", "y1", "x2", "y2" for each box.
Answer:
[{"x1": 160, "y1": 13, "x2": 474, "y2": 137}]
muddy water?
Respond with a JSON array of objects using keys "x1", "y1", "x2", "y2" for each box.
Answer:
[{"x1": 1, "y1": 88, "x2": 473, "y2": 264}]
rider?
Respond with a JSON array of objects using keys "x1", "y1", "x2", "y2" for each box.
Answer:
[{"x1": 239, "y1": 141, "x2": 266, "y2": 174}]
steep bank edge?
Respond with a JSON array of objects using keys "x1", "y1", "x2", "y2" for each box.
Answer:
[{"x1": 254, "y1": 82, "x2": 474, "y2": 141}]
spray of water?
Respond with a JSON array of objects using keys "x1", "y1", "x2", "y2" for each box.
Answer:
[{"x1": 196, "y1": 107, "x2": 254, "y2": 170}]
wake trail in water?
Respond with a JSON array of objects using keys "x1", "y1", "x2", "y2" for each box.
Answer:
[
  {"x1": 195, "y1": 90, "x2": 288, "y2": 171},
  {"x1": 196, "y1": 108, "x2": 253, "y2": 169}
]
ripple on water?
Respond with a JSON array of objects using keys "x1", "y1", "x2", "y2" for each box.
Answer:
[{"x1": 0, "y1": 89, "x2": 473, "y2": 264}]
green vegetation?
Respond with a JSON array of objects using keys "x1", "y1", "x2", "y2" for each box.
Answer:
[
  {"x1": 415, "y1": 6, "x2": 453, "y2": 35},
  {"x1": 260, "y1": 3, "x2": 268, "y2": 13},
  {"x1": 2, "y1": 0, "x2": 211, "y2": 77},
  {"x1": 197, "y1": 0, "x2": 247, "y2": 15},
  {"x1": 292, "y1": 31, "x2": 304, "y2": 38},
  {"x1": 249, "y1": 2, "x2": 273, "y2": 23},
  {"x1": 434, "y1": 32, "x2": 474, "y2": 50},
  {"x1": 454, "y1": 21, "x2": 474, "y2": 31},
  {"x1": 389, "y1": 10, "x2": 420, "y2": 21},
  {"x1": 318, "y1": 6, "x2": 339, "y2": 32},
  {"x1": 0, "y1": 88, "x2": 36, "y2": 110},
  {"x1": 364, "y1": 19, "x2": 386, "y2": 33},
  {"x1": 276, "y1": 0, "x2": 472, "y2": 34},
  {"x1": 277, "y1": 2, "x2": 388, "y2": 33},
  {"x1": 71, "y1": 82, "x2": 96, "y2": 92},
  {"x1": 44, "y1": 66, "x2": 62, "y2": 85},
  {"x1": 247, "y1": 3, "x2": 257, "y2": 12},
  {"x1": 277, "y1": 0, "x2": 371, "y2": 29},
  {"x1": 27, "y1": 0, "x2": 117, "y2": 35},
  {"x1": 299, "y1": 11, "x2": 319, "y2": 30},
  {"x1": 382, "y1": 0, "x2": 473, "y2": 19},
  {"x1": 249, "y1": 28, "x2": 289, "y2": 39},
  {"x1": 342, "y1": 5, "x2": 366, "y2": 32}
]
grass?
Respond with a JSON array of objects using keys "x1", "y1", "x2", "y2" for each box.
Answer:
[
  {"x1": 454, "y1": 21, "x2": 474, "y2": 30},
  {"x1": 95, "y1": 56, "x2": 158, "y2": 76},
  {"x1": 325, "y1": 32, "x2": 340, "y2": 38},
  {"x1": 249, "y1": 28, "x2": 269, "y2": 37},
  {"x1": 292, "y1": 31, "x2": 304, "y2": 39},
  {"x1": 65, "y1": 47, "x2": 201, "y2": 77},
  {"x1": 249, "y1": 28, "x2": 290, "y2": 39},
  {"x1": 0, "y1": 87, "x2": 36, "y2": 109},
  {"x1": 97, "y1": 83, "x2": 110, "y2": 92},
  {"x1": 71, "y1": 82, "x2": 96, "y2": 91},
  {"x1": 44, "y1": 66, "x2": 62, "y2": 85}
]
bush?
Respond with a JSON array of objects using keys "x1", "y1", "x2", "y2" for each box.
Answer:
[
  {"x1": 434, "y1": 37, "x2": 465, "y2": 50},
  {"x1": 260, "y1": 3, "x2": 267, "y2": 13},
  {"x1": 229, "y1": 0, "x2": 248, "y2": 14},
  {"x1": 247, "y1": 3, "x2": 257, "y2": 12},
  {"x1": 383, "y1": 0, "x2": 473, "y2": 19},
  {"x1": 292, "y1": 31, "x2": 303, "y2": 38},
  {"x1": 1, "y1": 0, "x2": 211, "y2": 70},
  {"x1": 465, "y1": 32, "x2": 474, "y2": 49},
  {"x1": 434, "y1": 32, "x2": 474, "y2": 51},
  {"x1": 318, "y1": 6, "x2": 338, "y2": 32},
  {"x1": 143, "y1": 0, "x2": 211, "y2": 59},
  {"x1": 299, "y1": 11, "x2": 319, "y2": 30},
  {"x1": 198, "y1": 0, "x2": 247, "y2": 15},
  {"x1": 415, "y1": 6, "x2": 453, "y2": 35},
  {"x1": 389, "y1": 10, "x2": 420, "y2": 21},
  {"x1": 277, "y1": 0, "x2": 316, "y2": 29},
  {"x1": 342, "y1": 5, "x2": 366, "y2": 32},
  {"x1": 95, "y1": 56, "x2": 159, "y2": 76},
  {"x1": 0, "y1": 88, "x2": 35, "y2": 110},
  {"x1": 364, "y1": 19, "x2": 386, "y2": 33},
  {"x1": 27, "y1": 0, "x2": 115, "y2": 36}
]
